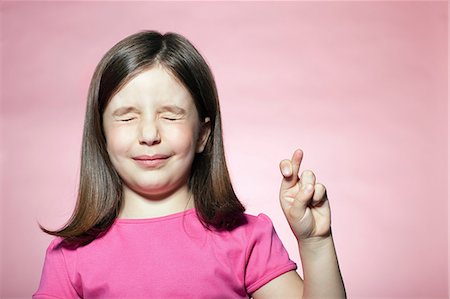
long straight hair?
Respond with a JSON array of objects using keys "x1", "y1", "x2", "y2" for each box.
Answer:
[{"x1": 40, "y1": 30, "x2": 246, "y2": 248}]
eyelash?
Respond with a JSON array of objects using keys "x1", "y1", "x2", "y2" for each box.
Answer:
[
  {"x1": 121, "y1": 118, "x2": 135, "y2": 122},
  {"x1": 119, "y1": 117, "x2": 178, "y2": 122}
]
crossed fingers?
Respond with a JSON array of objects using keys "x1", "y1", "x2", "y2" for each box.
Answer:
[{"x1": 279, "y1": 149, "x2": 328, "y2": 207}]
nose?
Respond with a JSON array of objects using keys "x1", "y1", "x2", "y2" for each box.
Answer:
[{"x1": 138, "y1": 118, "x2": 161, "y2": 145}]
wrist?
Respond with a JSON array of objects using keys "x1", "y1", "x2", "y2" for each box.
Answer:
[
  {"x1": 298, "y1": 232, "x2": 334, "y2": 251},
  {"x1": 297, "y1": 234, "x2": 337, "y2": 266}
]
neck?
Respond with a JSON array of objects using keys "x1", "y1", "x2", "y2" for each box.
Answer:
[{"x1": 118, "y1": 184, "x2": 195, "y2": 219}]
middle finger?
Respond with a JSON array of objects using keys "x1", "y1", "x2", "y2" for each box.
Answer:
[{"x1": 300, "y1": 169, "x2": 316, "y2": 188}]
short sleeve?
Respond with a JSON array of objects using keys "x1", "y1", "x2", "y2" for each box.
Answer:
[
  {"x1": 32, "y1": 238, "x2": 80, "y2": 299},
  {"x1": 244, "y1": 213, "x2": 297, "y2": 295}
]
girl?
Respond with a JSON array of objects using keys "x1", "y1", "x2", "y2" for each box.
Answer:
[{"x1": 33, "y1": 30, "x2": 346, "y2": 298}]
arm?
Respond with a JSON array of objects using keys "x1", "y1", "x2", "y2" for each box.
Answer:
[
  {"x1": 252, "y1": 149, "x2": 346, "y2": 299},
  {"x1": 298, "y1": 232, "x2": 346, "y2": 298}
]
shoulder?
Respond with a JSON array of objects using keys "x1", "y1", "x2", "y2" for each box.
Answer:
[
  {"x1": 34, "y1": 237, "x2": 82, "y2": 297},
  {"x1": 243, "y1": 212, "x2": 273, "y2": 224},
  {"x1": 228, "y1": 212, "x2": 282, "y2": 257},
  {"x1": 240, "y1": 213, "x2": 298, "y2": 295},
  {"x1": 221, "y1": 212, "x2": 279, "y2": 240},
  {"x1": 240, "y1": 212, "x2": 277, "y2": 237},
  {"x1": 45, "y1": 236, "x2": 76, "y2": 252},
  {"x1": 206, "y1": 212, "x2": 278, "y2": 251},
  {"x1": 42, "y1": 236, "x2": 79, "y2": 269},
  {"x1": 43, "y1": 237, "x2": 65, "y2": 254},
  {"x1": 239, "y1": 212, "x2": 285, "y2": 248}
]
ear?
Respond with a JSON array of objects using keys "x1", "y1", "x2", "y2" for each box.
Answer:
[{"x1": 196, "y1": 117, "x2": 211, "y2": 153}]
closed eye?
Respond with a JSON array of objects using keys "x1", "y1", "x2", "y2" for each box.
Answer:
[
  {"x1": 120, "y1": 118, "x2": 135, "y2": 122},
  {"x1": 163, "y1": 117, "x2": 179, "y2": 121},
  {"x1": 161, "y1": 114, "x2": 182, "y2": 121}
]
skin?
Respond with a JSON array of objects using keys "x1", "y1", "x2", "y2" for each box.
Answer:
[
  {"x1": 102, "y1": 64, "x2": 345, "y2": 297},
  {"x1": 252, "y1": 149, "x2": 346, "y2": 298},
  {"x1": 102, "y1": 64, "x2": 211, "y2": 218}
]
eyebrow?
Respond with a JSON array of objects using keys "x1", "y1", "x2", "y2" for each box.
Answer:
[
  {"x1": 159, "y1": 105, "x2": 187, "y2": 114},
  {"x1": 111, "y1": 105, "x2": 187, "y2": 116},
  {"x1": 112, "y1": 106, "x2": 140, "y2": 116}
]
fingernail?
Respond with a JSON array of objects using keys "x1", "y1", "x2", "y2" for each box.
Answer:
[
  {"x1": 282, "y1": 166, "x2": 290, "y2": 176},
  {"x1": 306, "y1": 184, "x2": 313, "y2": 192}
]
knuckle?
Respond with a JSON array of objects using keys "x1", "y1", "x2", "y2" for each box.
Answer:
[
  {"x1": 316, "y1": 182, "x2": 326, "y2": 191},
  {"x1": 303, "y1": 169, "x2": 315, "y2": 177}
]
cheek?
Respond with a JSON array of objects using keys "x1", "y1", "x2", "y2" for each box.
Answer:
[
  {"x1": 163, "y1": 125, "x2": 198, "y2": 153},
  {"x1": 105, "y1": 127, "x2": 135, "y2": 155}
]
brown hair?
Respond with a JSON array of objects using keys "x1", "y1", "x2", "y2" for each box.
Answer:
[{"x1": 40, "y1": 30, "x2": 246, "y2": 248}]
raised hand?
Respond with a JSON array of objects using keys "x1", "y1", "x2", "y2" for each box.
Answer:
[{"x1": 279, "y1": 149, "x2": 331, "y2": 242}]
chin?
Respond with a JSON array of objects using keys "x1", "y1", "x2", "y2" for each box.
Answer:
[{"x1": 134, "y1": 183, "x2": 175, "y2": 196}]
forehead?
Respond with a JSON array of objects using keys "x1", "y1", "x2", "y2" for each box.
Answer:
[{"x1": 105, "y1": 65, "x2": 194, "y2": 111}]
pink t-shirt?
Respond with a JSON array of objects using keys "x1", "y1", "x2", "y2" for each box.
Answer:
[{"x1": 33, "y1": 208, "x2": 297, "y2": 298}]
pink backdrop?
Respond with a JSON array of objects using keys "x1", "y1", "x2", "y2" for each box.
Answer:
[{"x1": 0, "y1": 1, "x2": 448, "y2": 298}]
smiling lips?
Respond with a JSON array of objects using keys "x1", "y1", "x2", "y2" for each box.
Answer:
[{"x1": 132, "y1": 154, "x2": 170, "y2": 168}]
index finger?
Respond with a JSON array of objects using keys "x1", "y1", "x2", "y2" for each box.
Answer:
[{"x1": 291, "y1": 149, "x2": 303, "y2": 179}]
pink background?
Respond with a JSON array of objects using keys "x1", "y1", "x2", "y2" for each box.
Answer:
[{"x1": 0, "y1": 1, "x2": 448, "y2": 298}]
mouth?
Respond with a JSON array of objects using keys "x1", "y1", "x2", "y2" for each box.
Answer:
[
  {"x1": 133, "y1": 154, "x2": 170, "y2": 160},
  {"x1": 132, "y1": 154, "x2": 170, "y2": 168}
]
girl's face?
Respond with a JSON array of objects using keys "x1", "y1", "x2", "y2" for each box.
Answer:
[{"x1": 102, "y1": 65, "x2": 210, "y2": 198}]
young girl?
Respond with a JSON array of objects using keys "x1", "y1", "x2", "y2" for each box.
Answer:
[{"x1": 33, "y1": 30, "x2": 346, "y2": 298}]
